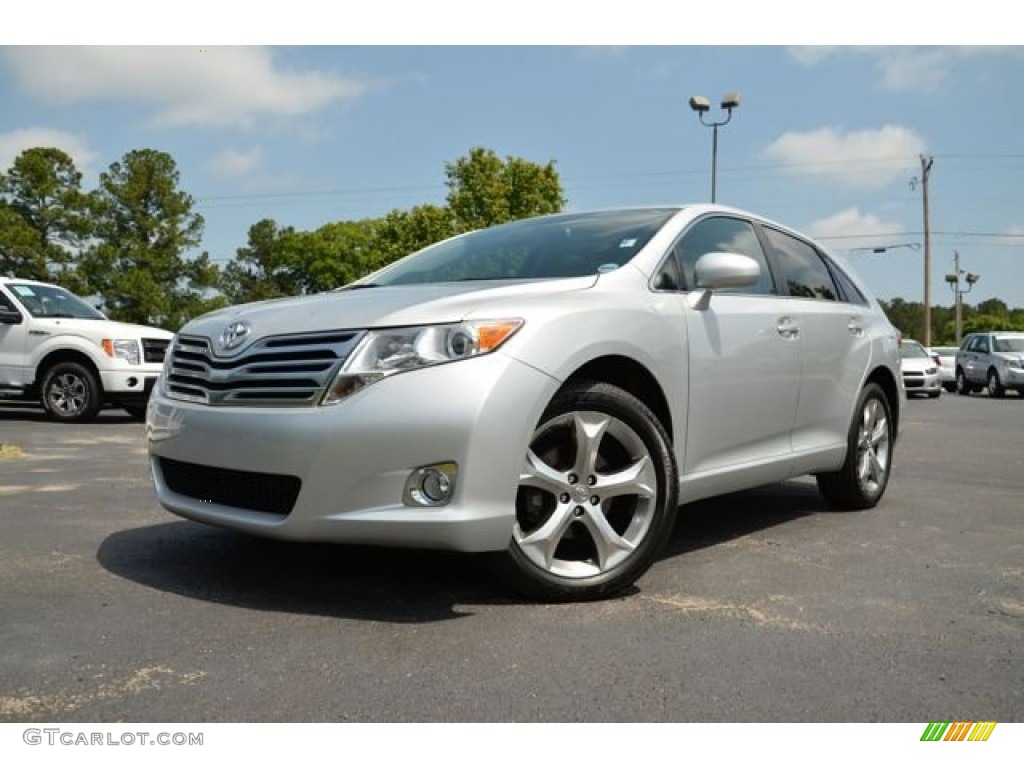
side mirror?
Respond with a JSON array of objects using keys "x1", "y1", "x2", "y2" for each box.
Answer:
[
  {"x1": 0, "y1": 308, "x2": 23, "y2": 325},
  {"x1": 690, "y1": 252, "x2": 761, "y2": 310}
]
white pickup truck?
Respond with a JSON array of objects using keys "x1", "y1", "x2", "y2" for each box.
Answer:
[{"x1": 0, "y1": 276, "x2": 173, "y2": 421}]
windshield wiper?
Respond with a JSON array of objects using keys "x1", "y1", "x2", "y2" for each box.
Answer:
[{"x1": 341, "y1": 282, "x2": 380, "y2": 291}]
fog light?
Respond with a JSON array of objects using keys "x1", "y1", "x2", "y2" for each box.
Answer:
[{"x1": 403, "y1": 462, "x2": 458, "y2": 507}]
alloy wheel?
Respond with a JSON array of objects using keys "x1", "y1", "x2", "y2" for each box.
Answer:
[
  {"x1": 514, "y1": 410, "x2": 658, "y2": 580},
  {"x1": 855, "y1": 397, "x2": 890, "y2": 496},
  {"x1": 47, "y1": 372, "x2": 89, "y2": 417}
]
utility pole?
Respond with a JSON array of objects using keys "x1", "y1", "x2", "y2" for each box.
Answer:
[{"x1": 917, "y1": 155, "x2": 935, "y2": 347}]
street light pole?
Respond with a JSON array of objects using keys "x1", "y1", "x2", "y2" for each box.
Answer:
[
  {"x1": 945, "y1": 250, "x2": 979, "y2": 345},
  {"x1": 689, "y1": 92, "x2": 741, "y2": 204}
]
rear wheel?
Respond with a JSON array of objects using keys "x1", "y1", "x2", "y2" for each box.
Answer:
[
  {"x1": 488, "y1": 381, "x2": 677, "y2": 602},
  {"x1": 40, "y1": 362, "x2": 102, "y2": 422},
  {"x1": 987, "y1": 368, "x2": 1005, "y2": 398},
  {"x1": 817, "y1": 383, "x2": 894, "y2": 510}
]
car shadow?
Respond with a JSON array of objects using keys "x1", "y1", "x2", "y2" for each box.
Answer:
[
  {"x1": 0, "y1": 405, "x2": 140, "y2": 424},
  {"x1": 96, "y1": 480, "x2": 833, "y2": 624}
]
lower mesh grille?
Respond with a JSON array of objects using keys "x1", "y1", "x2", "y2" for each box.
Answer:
[{"x1": 159, "y1": 457, "x2": 301, "y2": 517}]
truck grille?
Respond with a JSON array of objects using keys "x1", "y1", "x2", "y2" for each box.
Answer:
[
  {"x1": 159, "y1": 457, "x2": 300, "y2": 517},
  {"x1": 166, "y1": 331, "x2": 362, "y2": 406},
  {"x1": 142, "y1": 337, "x2": 170, "y2": 363}
]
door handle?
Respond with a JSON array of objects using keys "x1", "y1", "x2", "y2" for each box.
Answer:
[{"x1": 777, "y1": 317, "x2": 800, "y2": 339}]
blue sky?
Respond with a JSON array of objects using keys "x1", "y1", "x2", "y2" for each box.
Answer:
[{"x1": 2, "y1": 31, "x2": 1023, "y2": 306}]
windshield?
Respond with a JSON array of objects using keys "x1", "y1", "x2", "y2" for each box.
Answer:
[
  {"x1": 367, "y1": 208, "x2": 681, "y2": 287},
  {"x1": 900, "y1": 341, "x2": 930, "y2": 360},
  {"x1": 8, "y1": 283, "x2": 106, "y2": 320},
  {"x1": 994, "y1": 337, "x2": 1024, "y2": 353}
]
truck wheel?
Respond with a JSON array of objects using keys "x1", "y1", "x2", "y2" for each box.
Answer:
[{"x1": 40, "y1": 362, "x2": 102, "y2": 422}]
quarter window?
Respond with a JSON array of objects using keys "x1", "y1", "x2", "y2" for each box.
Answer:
[{"x1": 763, "y1": 228, "x2": 839, "y2": 301}]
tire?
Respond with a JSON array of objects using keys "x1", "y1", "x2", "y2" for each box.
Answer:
[
  {"x1": 40, "y1": 361, "x2": 102, "y2": 422},
  {"x1": 487, "y1": 380, "x2": 678, "y2": 602},
  {"x1": 816, "y1": 382, "x2": 894, "y2": 510},
  {"x1": 987, "y1": 368, "x2": 1005, "y2": 398},
  {"x1": 956, "y1": 368, "x2": 971, "y2": 396},
  {"x1": 123, "y1": 405, "x2": 147, "y2": 420}
]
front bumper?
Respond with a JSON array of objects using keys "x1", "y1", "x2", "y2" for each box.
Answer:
[
  {"x1": 147, "y1": 352, "x2": 559, "y2": 553},
  {"x1": 1002, "y1": 366, "x2": 1024, "y2": 387},
  {"x1": 100, "y1": 365, "x2": 163, "y2": 396},
  {"x1": 902, "y1": 370, "x2": 942, "y2": 395}
]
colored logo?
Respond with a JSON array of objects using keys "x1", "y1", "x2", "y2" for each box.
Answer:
[{"x1": 921, "y1": 722, "x2": 997, "y2": 742}]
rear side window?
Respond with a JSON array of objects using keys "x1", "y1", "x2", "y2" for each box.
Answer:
[
  {"x1": 828, "y1": 263, "x2": 869, "y2": 306},
  {"x1": 762, "y1": 227, "x2": 839, "y2": 301},
  {"x1": 0, "y1": 288, "x2": 16, "y2": 312}
]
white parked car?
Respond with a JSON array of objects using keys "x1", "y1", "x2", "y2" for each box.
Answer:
[
  {"x1": 899, "y1": 339, "x2": 942, "y2": 398},
  {"x1": 147, "y1": 205, "x2": 905, "y2": 601},
  {"x1": 0, "y1": 277, "x2": 173, "y2": 421},
  {"x1": 929, "y1": 346, "x2": 958, "y2": 392}
]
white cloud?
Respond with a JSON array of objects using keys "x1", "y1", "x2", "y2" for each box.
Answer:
[
  {"x1": 209, "y1": 147, "x2": 264, "y2": 177},
  {"x1": 0, "y1": 127, "x2": 97, "y2": 174},
  {"x1": 787, "y1": 46, "x2": 1024, "y2": 92},
  {"x1": 764, "y1": 125, "x2": 926, "y2": 188},
  {"x1": 807, "y1": 207, "x2": 907, "y2": 250},
  {"x1": 1, "y1": 47, "x2": 373, "y2": 128}
]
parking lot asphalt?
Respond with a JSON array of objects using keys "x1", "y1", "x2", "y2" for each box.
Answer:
[{"x1": 1, "y1": 392, "x2": 1022, "y2": 723}]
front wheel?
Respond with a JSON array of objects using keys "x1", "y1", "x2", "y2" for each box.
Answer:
[
  {"x1": 816, "y1": 383, "x2": 894, "y2": 510},
  {"x1": 40, "y1": 362, "x2": 102, "y2": 422},
  {"x1": 987, "y1": 369, "x2": 1005, "y2": 398},
  {"x1": 956, "y1": 368, "x2": 972, "y2": 396},
  {"x1": 488, "y1": 381, "x2": 678, "y2": 602}
]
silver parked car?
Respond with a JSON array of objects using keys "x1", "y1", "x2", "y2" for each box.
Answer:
[
  {"x1": 955, "y1": 331, "x2": 1024, "y2": 397},
  {"x1": 899, "y1": 339, "x2": 942, "y2": 398},
  {"x1": 147, "y1": 205, "x2": 904, "y2": 601}
]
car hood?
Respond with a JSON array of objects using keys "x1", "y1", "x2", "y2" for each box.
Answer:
[
  {"x1": 900, "y1": 358, "x2": 935, "y2": 373},
  {"x1": 180, "y1": 277, "x2": 598, "y2": 344},
  {"x1": 35, "y1": 317, "x2": 173, "y2": 339}
]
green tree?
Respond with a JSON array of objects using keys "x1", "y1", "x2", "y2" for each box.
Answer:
[
  {"x1": 219, "y1": 218, "x2": 301, "y2": 304},
  {"x1": 445, "y1": 147, "x2": 565, "y2": 231},
  {"x1": 373, "y1": 204, "x2": 454, "y2": 265},
  {"x1": 291, "y1": 218, "x2": 382, "y2": 293},
  {"x1": 0, "y1": 147, "x2": 94, "y2": 286},
  {"x1": 878, "y1": 298, "x2": 923, "y2": 341},
  {"x1": 80, "y1": 149, "x2": 221, "y2": 328}
]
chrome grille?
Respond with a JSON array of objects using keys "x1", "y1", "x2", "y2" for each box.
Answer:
[{"x1": 166, "y1": 331, "x2": 362, "y2": 406}]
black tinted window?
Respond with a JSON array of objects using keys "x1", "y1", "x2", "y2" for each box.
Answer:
[
  {"x1": 0, "y1": 289, "x2": 15, "y2": 312},
  {"x1": 829, "y1": 263, "x2": 868, "y2": 306},
  {"x1": 374, "y1": 209, "x2": 679, "y2": 286},
  {"x1": 763, "y1": 228, "x2": 839, "y2": 301},
  {"x1": 673, "y1": 217, "x2": 775, "y2": 295}
]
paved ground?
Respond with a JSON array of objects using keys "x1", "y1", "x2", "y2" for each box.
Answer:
[{"x1": 1, "y1": 392, "x2": 1021, "y2": 722}]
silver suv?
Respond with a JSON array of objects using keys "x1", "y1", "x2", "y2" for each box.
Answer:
[
  {"x1": 955, "y1": 331, "x2": 1024, "y2": 397},
  {"x1": 147, "y1": 205, "x2": 904, "y2": 601}
]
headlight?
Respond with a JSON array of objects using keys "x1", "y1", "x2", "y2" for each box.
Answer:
[
  {"x1": 925, "y1": 367, "x2": 937, "y2": 375},
  {"x1": 321, "y1": 319, "x2": 523, "y2": 406},
  {"x1": 101, "y1": 338, "x2": 140, "y2": 365}
]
